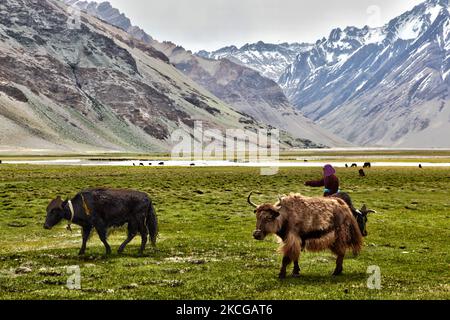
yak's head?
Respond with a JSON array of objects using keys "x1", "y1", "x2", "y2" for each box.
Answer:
[
  {"x1": 44, "y1": 196, "x2": 66, "y2": 230},
  {"x1": 354, "y1": 204, "x2": 377, "y2": 237},
  {"x1": 248, "y1": 192, "x2": 282, "y2": 241}
]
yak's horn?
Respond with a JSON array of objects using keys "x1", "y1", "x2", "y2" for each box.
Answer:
[
  {"x1": 247, "y1": 192, "x2": 258, "y2": 208},
  {"x1": 362, "y1": 204, "x2": 377, "y2": 214}
]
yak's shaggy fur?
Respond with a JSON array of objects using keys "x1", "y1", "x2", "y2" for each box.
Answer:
[{"x1": 251, "y1": 193, "x2": 363, "y2": 278}]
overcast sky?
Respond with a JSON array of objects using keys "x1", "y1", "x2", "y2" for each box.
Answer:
[{"x1": 106, "y1": 0, "x2": 424, "y2": 52}]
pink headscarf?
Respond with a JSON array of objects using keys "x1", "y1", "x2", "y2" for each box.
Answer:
[{"x1": 323, "y1": 164, "x2": 336, "y2": 177}]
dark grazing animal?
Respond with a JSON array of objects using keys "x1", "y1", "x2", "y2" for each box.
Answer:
[
  {"x1": 359, "y1": 169, "x2": 366, "y2": 177},
  {"x1": 419, "y1": 164, "x2": 423, "y2": 169},
  {"x1": 44, "y1": 188, "x2": 158, "y2": 256},
  {"x1": 345, "y1": 164, "x2": 349, "y2": 168},
  {"x1": 363, "y1": 162, "x2": 371, "y2": 168},
  {"x1": 248, "y1": 192, "x2": 363, "y2": 278},
  {"x1": 331, "y1": 192, "x2": 377, "y2": 237},
  {"x1": 351, "y1": 163, "x2": 358, "y2": 168},
  {"x1": 159, "y1": 162, "x2": 165, "y2": 166}
]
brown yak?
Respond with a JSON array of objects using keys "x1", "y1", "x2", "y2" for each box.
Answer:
[{"x1": 248, "y1": 192, "x2": 363, "y2": 278}]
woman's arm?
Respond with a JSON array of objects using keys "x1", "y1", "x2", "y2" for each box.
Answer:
[{"x1": 304, "y1": 178, "x2": 325, "y2": 187}]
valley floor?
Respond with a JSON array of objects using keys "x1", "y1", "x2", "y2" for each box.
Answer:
[{"x1": 0, "y1": 164, "x2": 449, "y2": 299}]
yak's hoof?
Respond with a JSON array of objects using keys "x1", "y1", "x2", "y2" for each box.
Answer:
[
  {"x1": 292, "y1": 273, "x2": 300, "y2": 278},
  {"x1": 278, "y1": 273, "x2": 287, "y2": 279},
  {"x1": 332, "y1": 270, "x2": 343, "y2": 276},
  {"x1": 78, "y1": 251, "x2": 85, "y2": 256}
]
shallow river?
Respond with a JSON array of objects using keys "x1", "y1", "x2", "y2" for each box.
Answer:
[{"x1": 3, "y1": 159, "x2": 450, "y2": 167}]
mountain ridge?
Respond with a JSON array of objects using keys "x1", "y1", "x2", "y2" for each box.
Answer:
[
  {"x1": 63, "y1": 0, "x2": 348, "y2": 147},
  {"x1": 197, "y1": 41, "x2": 313, "y2": 82}
]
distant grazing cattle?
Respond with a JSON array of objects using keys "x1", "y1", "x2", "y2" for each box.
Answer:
[
  {"x1": 139, "y1": 163, "x2": 144, "y2": 166},
  {"x1": 159, "y1": 162, "x2": 164, "y2": 166},
  {"x1": 351, "y1": 163, "x2": 358, "y2": 168},
  {"x1": 419, "y1": 164, "x2": 423, "y2": 169},
  {"x1": 44, "y1": 188, "x2": 158, "y2": 256},
  {"x1": 248, "y1": 192, "x2": 363, "y2": 277},
  {"x1": 190, "y1": 163, "x2": 196, "y2": 166},
  {"x1": 363, "y1": 162, "x2": 371, "y2": 168},
  {"x1": 345, "y1": 164, "x2": 349, "y2": 168},
  {"x1": 359, "y1": 169, "x2": 366, "y2": 177}
]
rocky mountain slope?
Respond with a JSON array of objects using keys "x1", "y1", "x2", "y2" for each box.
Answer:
[
  {"x1": 150, "y1": 41, "x2": 347, "y2": 147},
  {"x1": 0, "y1": 0, "x2": 279, "y2": 153},
  {"x1": 64, "y1": 0, "x2": 153, "y2": 43},
  {"x1": 197, "y1": 41, "x2": 312, "y2": 82},
  {"x1": 62, "y1": 0, "x2": 348, "y2": 147}
]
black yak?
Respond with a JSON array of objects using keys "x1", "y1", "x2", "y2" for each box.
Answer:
[
  {"x1": 44, "y1": 188, "x2": 158, "y2": 256},
  {"x1": 331, "y1": 192, "x2": 377, "y2": 237}
]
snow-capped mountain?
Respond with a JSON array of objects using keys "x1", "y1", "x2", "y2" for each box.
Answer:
[
  {"x1": 279, "y1": 0, "x2": 450, "y2": 147},
  {"x1": 197, "y1": 41, "x2": 312, "y2": 82}
]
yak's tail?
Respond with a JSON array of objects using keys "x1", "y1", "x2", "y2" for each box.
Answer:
[{"x1": 147, "y1": 201, "x2": 158, "y2": 247}]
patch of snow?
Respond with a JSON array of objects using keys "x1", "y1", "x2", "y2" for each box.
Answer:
[
  {"x1": 325, "y1": 51, "x2": 334, "y2": 63},
  {"x1": 364, "y1": 28, "x2": 385, "y2": 44},
  {"x1": 415, "y1": 42, "x2": 430, "y2": 54},
  {"x1": 4, "y1": 159, "x2": 450, "y2": 168},
  {"x1": 397, "y1": 16, "x2": 423, "y2": 40},
  {"x1": 355, "y1": 80, "x2": 368, "y2": 92},
  {"x1": 426, "y1": 5, "x2": 441, "y2": 23},
  {"x1": 443, "y1": 69, "x2": 450, "y2": 80}
]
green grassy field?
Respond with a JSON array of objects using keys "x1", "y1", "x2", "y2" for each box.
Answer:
[{"x1": 0, "y1": 165, "x2": 449, "y2": 300}]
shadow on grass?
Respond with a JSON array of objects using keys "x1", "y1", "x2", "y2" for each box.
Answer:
[
  {"x1": 278, "y1": 272, "x2": 367, "y2": 286},
  {"x1": 0, "y1": 244, "x2": 171, "y2": 266}
]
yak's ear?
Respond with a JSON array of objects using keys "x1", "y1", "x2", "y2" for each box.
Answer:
[
  {"x1": 55, "y1": 196, "x2": 63, "y2": 209},
  {"x1": 270, "y1": 210, "x2": 280, "y2": 219}
]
